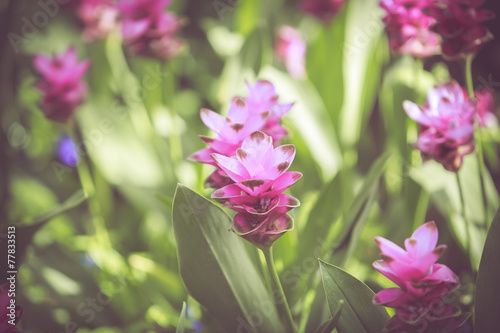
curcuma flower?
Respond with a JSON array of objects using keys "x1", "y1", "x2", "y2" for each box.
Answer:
[
  {"x1": 403, "y1": 80, "x2": 475, "y2": 172},
  {"x1": 275, "y1": 26, "x2": 307, "y2": 80},
  {"x1": 0, "y1": 282, "x2": 23, "y2": 332},
  {"x1": 373, "y1": 222, "x2": 467, "y2": 332},
  {"x1": 188, "y1": 80, "x2": 292, "y2": 189},
  {"x1": 117, "y1": 0, "x2": 184, "y2": 60},
  {"x1": 380, "y1": 0, "x2": 440, "y2": 58},
  {"x1": 300, "y1": 0, "x2": 347, "y2": 25},
  {"x1": 424, "y1": 0, "x2": 495, "y2": 59},
  {"x1": 475, "y1": 88, "x2": 497, "y2": 128},
  {"x1": 77, "y1": 0, "x2": 120, "y2": 42},
  {"x1": 212, "y1": 131, "x2": 301, "y2": 249},
  {"x1": 34, "y1": 47, "x2": 90, "y2": 123}
]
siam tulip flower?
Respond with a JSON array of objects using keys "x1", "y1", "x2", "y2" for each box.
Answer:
[
  {"x1": 380, "y1": 0, "x2": 441, "y2": 58},
  {"x1": 34, "y1": 47, "x2": 90, "y2": 123},
  {"x1": 77, "y1": 0, "x2": 120, "y2": 42},
  {"x1": 301, "y1": 0, "x2": 347, "y2": 25},
  {"x1": 424, "y1": 0, "x2": 494, "y2": 59},
  {"x1": 475, "y1": 88, "x2": 497, "y2": 128},
  {"x1": 403, "y1": 80, "x2": 475, "y2": 171},
  {"x1": 117, "y1": 0, "x2": 184, "y2": 60},
  {"x1": 212, "y1": 131, "x2": 302, "y2": 248},
  {"x1": 57, "y1": 134, "x2": 80, "y2": 167},
  {"x1": 373, "y1": 222, "x2": 466, "y2": 332},
  {"x1": 275, "y1": 26, "x2": 307, "y2": 80},
  {"x1": 0, "y1": 282, "x2": 23, "y2": 332},
  {"x1": 245, "y1": 80, "x2": 293, "y2": 144}
]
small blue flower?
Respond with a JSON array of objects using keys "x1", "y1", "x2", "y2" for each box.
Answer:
[{"x1": 57, "y1": 134, "x2": 79, "y2": 167}]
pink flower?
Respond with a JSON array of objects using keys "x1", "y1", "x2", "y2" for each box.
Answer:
[
  {"x1": 212, "y1": 131, "x2": 301, "y2": 248},
  {"x1": 245, "y1": 80, "x2": 293, "y2": 144},
  {"x1": 117, "y1": 0, "x2": 184, "y2": 60},
  {"x1": 0, "y1": 282, "x2": 23, "y2": 332},
  {"x1": 475, "y1": 88, "x2": 497, "y2": 127},
  {"x1": 403, "y1": 80, "x2": 475, "y2": 171},
  {"x1": 373, "y1": 222, "x2": 464, "y2": 331},
  {"x1": 188, "y1": 80, "x2": 292, "y2": 189},
  {"x1": 34, "y1": 47, "x2": 90, "y2": 123},
  {"x1": 301, "y1": 0, "x2": 347, "y2": 24},
  {"x1": 380, "y1": 0, "x2": 440, "y2": 58},
  {"x1": 275, "y1": 26, "x2": 307, "y2": 79},
  {"x1": 77, "y1": 0, "x2": 120, "y2": 42},
  {"x1": 424, "y1": 0, "x2": 494, "y2": 59}
]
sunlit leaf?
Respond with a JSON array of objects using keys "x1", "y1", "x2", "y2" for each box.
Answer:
[{"x1": 175, "y1": 302, "x2": 187, "y2": 333}]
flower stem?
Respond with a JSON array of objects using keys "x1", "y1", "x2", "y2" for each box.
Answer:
[
  {"x1": 465, "y1": 55, "x2": 490, "y2": 226},
  {"x1": 262, "y1": 246, "x2": 297, "y2": 333},
  {"x1": 455, "y1": 172, "x2": 471, "y2": 255},
  {"x1": 162, "y1": 61, "x2": 183, "y2": 164}
]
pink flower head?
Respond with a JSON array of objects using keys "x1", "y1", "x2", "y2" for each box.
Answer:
[
  {"x1": 275, "y1": 26, "x2": 307, "y2": 79},
  {"x1": 0, "y1": 282, "x2": 23, "y2": 332},
  {"x1": 380, "y1": 0, "x2": 440, "y2": 58},
  {"x1": 117, "y1": 0, "x2": 184, "y2": 60},
  {"x1": 373, "y1": 222, "x2": 463, "y2": 330},
  {"x1": 77, "y1": 0, "x2": 120, "y2": 42},
  {"x1": 475, "y1": 88, "x2": 497, "y2": 127},
  {"x1": 212, "y1": 131, "x2": 301, "y2": 249},
  {"x1": 33, "y1": 47, "x2": 90, "y2": 123},
  {"x1": 245, "y1": 80, "x2": 293, "y2": 144},
  {"x1": 301, "y1": 0, "x2": 347, "y2": 25},
  {"x1": 424, "y1": 0, "x2": 494, "y2": 59},
  {"x1": 403, "y1": 80, "x2": 475, "y2": 171}
]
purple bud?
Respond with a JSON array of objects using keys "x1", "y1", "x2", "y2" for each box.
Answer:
[{"x1": 57, "y1": 135, "x2": 80, "y2": 167}]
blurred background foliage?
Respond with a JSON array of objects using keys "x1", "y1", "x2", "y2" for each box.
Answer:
[{"x1": 1, "y1": 0, "x2": 500, "y2": 332}]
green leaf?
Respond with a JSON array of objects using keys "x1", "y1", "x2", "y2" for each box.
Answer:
[
  {"x1": 319, "y1": 260, "x2": 389, "y2": 333},
  {"x1": 2, "y1": 190, "x2": 86, "y2": 265},
  {"x1": 315, "y1": 300, "x2": 344, "y2": 333},
  {"x1": 474, "y1": 207, "x2": 500, "y2": 331},
  {"x1": 175, "y1": 302, "x2": 187, "y2": 333},
  {"x1": 171, "y1": 184, "x2": 283, "y2": 333}
]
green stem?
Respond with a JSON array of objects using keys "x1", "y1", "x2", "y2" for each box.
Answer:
[
  {"x1": 162, "y1": 61, "x2": 183, "y2": 164},
  {"x1": 262, "y1": 246, "x2": 297, "y2": 333},
  {"x1": 455, "y1": 172, "x2": 471, "y2": 255},
  {"x1": 464, "y1": 55, "x2": 489, "y2": 226}
]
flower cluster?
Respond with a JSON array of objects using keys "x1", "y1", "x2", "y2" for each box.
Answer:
[
  {"x1": 424, "y1": 0, "x2": 494, "y2": 59},
  {"x1": 275, "y1": 26, "x2": 307, "y2": 79},
  {"x1": 77, "y1": 0, "x2": 120, "y2": 42},
  {"x1": 404, "y1": 80, "x2": 476, "y2": 172},
  {"x1": 373, "y1": 222, "x2": 467, "y2": 332},
  {"x1": 475, "y1": 88, "x2": 497, "y2": 128},
  {"x1": 0, "y1": 282, "x2": 23, "y2": 332},
  {"x1": 188, "y1": 80, "x2": 293, "y2": 189},
  {"x1": 300, "y1": 0, "x2": 347, "y2": 24},
  {"x1": 380, "y1": 0, "x2": 440, "y2": 58},
  {"x1": 116, "y1": 0, "x2": 184, "y2": 60},
  {"x1": 212, "y1": 131, "x2": 301, "y2": 248},
  {"x1": 34, "y1": 47, "x2": 90, "y2": 123}
]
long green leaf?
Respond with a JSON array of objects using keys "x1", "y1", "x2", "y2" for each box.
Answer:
[
  {"x1": 315, "y1": 300, "x2": 344, "y2": 333},
  {"x1": 474, "y1": 207, "x2": 500, "y2": 332},
  {"x1": 319, "y1": 260, "x2": 389, "y2": 333},
  {"x1": 175, "y1": 302, "x2": 187, "y2": 333},
  {"x1": 171, "y1": 184, "x2": 283, "y2": 333}
]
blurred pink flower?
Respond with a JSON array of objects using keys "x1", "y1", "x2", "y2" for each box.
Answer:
[
  {"x1": 380, "y1": 0, "x2": 440, "y2": 58},
  {"x1": 403, "y1": 80, "x2": 475, "y2": 171},
  {"x1": 77, "y1": 0, "x2": 119, "y2": 41},
  {"x1": 0, "y1": 282, "x2": 23, "y2": 332},
  {"x1": 373, "y1": 222, "x2": 465, "y2": 331},
  {"x1": 246, "y1": 80, "x2": 293, "y2": 144},
  {"x1": 424, "y1": 0, "x2": 494, "y2": 59},
  {"x1": 34, "y1": 47, "x2": 90, "y2": 123},
  {"x1": 117, "y1": 0, "x2": 184, "y2": 60},
  {"x1": 301, "y1": 0, "x2": 347, "y2": 24},
  {"x1": 475, "y1": 88, "x2": 497, "y2": 127},
  {"x1": 212, "y1": 132, "x2": 301, "y2": 248},
  {"x1": 275, "y1": 26, "x2": 307, "y2": 79}
]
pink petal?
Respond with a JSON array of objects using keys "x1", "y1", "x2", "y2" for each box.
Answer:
[
  {"x1": 409, "y1": 221, "x2": 439, "y2": 256},
  {"x1": 372, "y1": 260, "x2": 404, "y2": 287},
  {"x1": 227, "y1": 97, "x2": 249, "y2": 123},
  {"x1": 373, "y1": 288, "x2": 411, "y2": 307},
  {"x1": 200, "y1": 108, "x2": 227, "y2": 134},
  {"x1": 272, "y1": 144, "x2": 296, "y2": 166},
  {"x1": 375, "y1": 236, "x2": 410, "y2": 263},
  {"x1": 33, "y1": 54, "x2": 53, "y2": 76},
  {"x1": 199, "y1": 135, "x2": 237, "y2": 156},
  {"x1": 122, "y1": 18, "x2": 151, "y2": 40},
  {"x1": 187, "y1": 148, "x2": 215, "y2": 165},
  {"x1": 211, "y1": 154, "x2": 250, "y2": 182},
  {"x1": 268, "y1": 171, "x2": 302, "y2": 195},
  {"x1": 236, "y1": 148, "x2": 265, "y2": 177}
]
